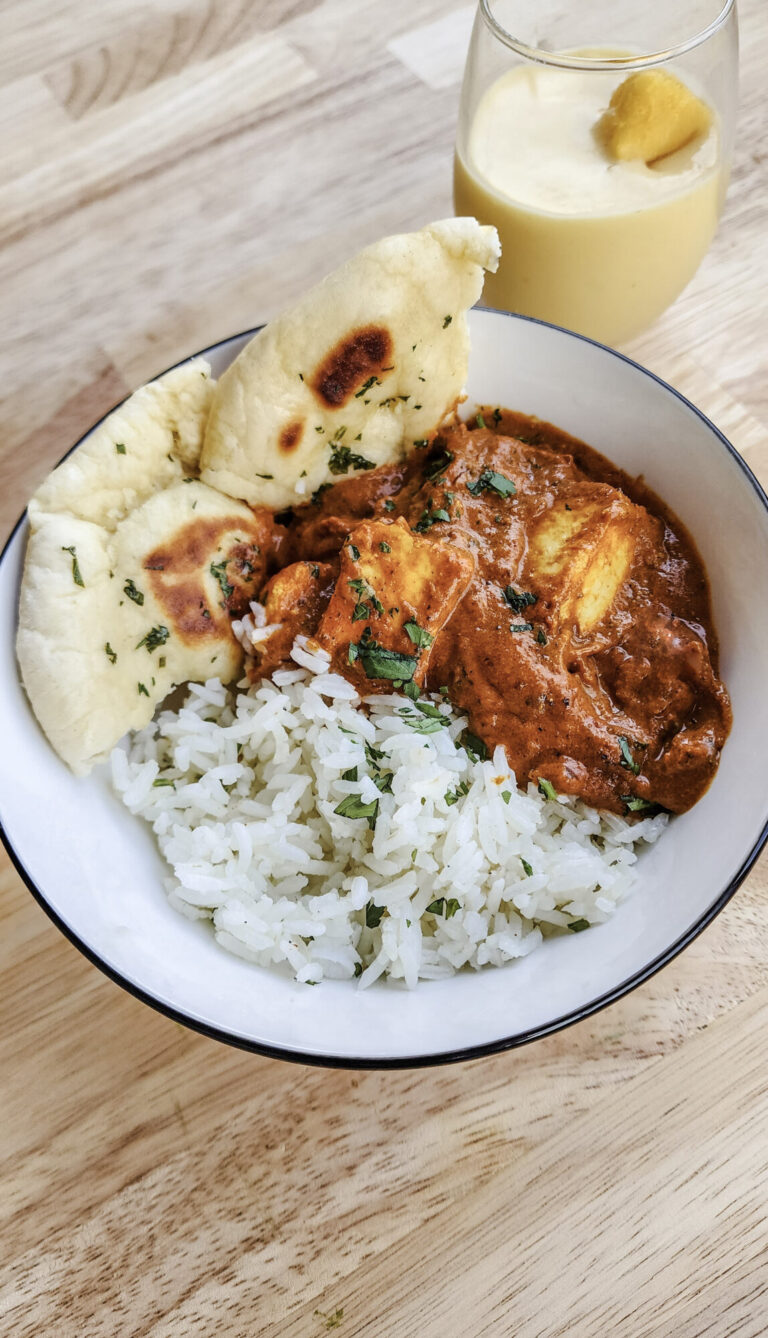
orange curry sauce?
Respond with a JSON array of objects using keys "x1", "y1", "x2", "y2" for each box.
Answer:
[{"x1": 225, "y1": 413, "x2": 731, "y2": 816}]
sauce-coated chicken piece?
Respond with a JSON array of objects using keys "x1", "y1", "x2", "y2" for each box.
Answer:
[
  {"x1": 316, "y1": 517, "x2": 475, "y2": 689},
  {"x1": 252, "y1": 559, "x2": 335, "y2": 678}
]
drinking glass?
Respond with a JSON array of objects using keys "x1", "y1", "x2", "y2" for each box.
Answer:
[{"x1": 454, "y1": 0, "x2": 739, "y2": 345}]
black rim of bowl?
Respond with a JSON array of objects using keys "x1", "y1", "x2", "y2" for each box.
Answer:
[{"x1": 3, "y1": 308, "x2": 768, "y2": 1070}]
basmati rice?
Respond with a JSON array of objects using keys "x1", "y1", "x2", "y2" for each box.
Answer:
[{"x1": 111, "y1": 637, "x2": 666, "y2": 987}]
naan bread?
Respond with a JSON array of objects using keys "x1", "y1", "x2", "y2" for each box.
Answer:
[
  {"x1": 200, "y1": 218, "x2": 500, "y2": 509},
  {"x1": 17, "y1": 482, "x2": 270, "y2": 774},
  {"x1": 31, "y1": 360, "x2": 214, "y2": 530},
  {"x1": 18, "y1": 216, "x2": 500, "y2": 774}
]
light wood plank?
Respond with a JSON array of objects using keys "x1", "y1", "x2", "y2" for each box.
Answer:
[
  {"x1": 0, "y1": 35, "x2": 317, "y2": 245},
  {"x1": 262, "y1": 986, "x2": 768, "y2": 1338}
]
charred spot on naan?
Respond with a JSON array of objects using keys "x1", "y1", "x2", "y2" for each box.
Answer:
[
  {"x1": 145, "y1": 579, "x2": 224, "y2": 640},
  {"x1": 143, "y1": 511, "x2": 275, "y2": 641},
  {"x1": 310, "y1": 326, "x2": 393, "y2": 408},
  {"x1": 279, "y1": 420, "x2": 304, "y2": 453}
]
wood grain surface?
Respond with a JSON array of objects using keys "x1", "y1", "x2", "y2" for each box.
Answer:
[{"x1": 1, "y1": 2, "x2": 767, "y2": 1334}]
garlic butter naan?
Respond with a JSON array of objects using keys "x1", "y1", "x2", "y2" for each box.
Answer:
[
  {"x1": 17, "y1": 219, "x2": 501, "y2": 773},
  {"x1": 17, "y1": 363, "x2": 277, "y2": 773},
  {"x1": 200, "y1": 218, "x2": 500, "y2": 509}
]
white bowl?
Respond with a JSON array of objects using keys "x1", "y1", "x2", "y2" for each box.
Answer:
[{"x1": 2, "y1": 309, "x2": 768, "y2": 1067}]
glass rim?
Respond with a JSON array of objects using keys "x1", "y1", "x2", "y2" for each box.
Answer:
[{"x1": 478, "y1": 0, "x2": 735, "y2": 69}]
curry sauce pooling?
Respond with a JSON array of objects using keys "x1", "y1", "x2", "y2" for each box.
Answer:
[{"x1": 238, "y1": 412, "x2": 731, "y2": 816}]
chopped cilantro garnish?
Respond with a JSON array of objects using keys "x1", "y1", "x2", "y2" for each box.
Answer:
[
  {"x1": 209, "y1": 560, "x2": 233, "y2": 600},
  {"x1": 310, "y1": 564, "x2": 320, "y2": 578},
  {"x1": 61, "y1": 546, "x2": 84, "y2": 587},
  {"x1": 492, "y1": 407, "x2": 502, "y2": 426},
  {"x1": 136, "y1": 624, "x2": 170, "y2": 653},
  {"x1": 137, "y1": 682, "x2": 149, "y2": 697},
  {"x1": 329, "y1": 446, "x2": 375, "y2": 474},
  {"x1": 348, "y1": 578, "x2": 384, "y2": 617},
  {"x1": 152, "y1": 777, "x2": 175, "y2": 788},
  {"x1": 510, "y1": 623, "x2": 534, "y2": 633},
  {"x1": 538, "y1": 778, "x2": 558, "y2": 802},
  {"x1": 424, "y1": 449, "x2": 454, "y2": 480},
  {"x1": 348, "y1": 544, "x2": 360, "y2": 560},
  {"x1": 383, "y1": 499, "x2": 396, "y2": 512},
  {"x1": 341, "y1": 766, "x2": 358, "y2": 782},
  {"x1": 443, "y1": 315, "x2": 453, "y2": 328},
  {"x1": 536, "y1": 627, "x2": 548, "y2": 646},
  {"x1": 404, "y1": 620, "x2": 434, "y2": 649},
  {"x1": 312, "y1": 482, "x2": 333, "y2": 505},
  {"x1": 115, "y1": 442, "x2": 126, "y2": 455},
  {"x1": 461, "y1": 730, "x2": 487, "y2": 763},
  {"x1": 354, "y1": 961, "x2": 363, "y2": 978},
  {"x1": 348, "y1": 642, "x2": 359, "y2": 664},
  {"x1": 123, "y1": 578, "x2": 144, "y2": 605},
  {"x1": 503, "y1": 587, "x2": 537, "y2": 614},
  {"x1": 618, "y1": 736, "x2": 641, "y2": 774},
  {"x1": 355, "y1": 375, "x2": 381, "y2": 398},
  {"x1": 356, "y1": 627, "x2": 418, "y2": 682},
  {"x1": 501, "y1": 790, "x2": 511, "y2": 804},
  {"x1": 426, "y1": 896, "x2": 460, "y2": 917},
  {"x1": 413, "y1": 505, "x2": 450, "y2": 533},
  {"x1": 365, "y1": 901, "x2": 385, "y2": 928},
  {"x1": 379, "y1": 541, "x2": 391, "y2": 553},
  {"x1": 621, "y1": 794, "x2": 666, "y2": 815},
  {"x1": 328, "y1": 428, "x2": 374, "y2": 475},
  {"x1": 398, "y1": 707, "x2": 449, "y2": 735},
  {"x1": 445, "y1": 780, "x2": 470, "y2": 806},
  {"x1": 475, "y1": 412, "x2": 486, "y2": 429},
  {"x1": 335, "y1": 794, "x2": 379, "y2": 829},
  {"x1": 568, "y1": 919, "x2": 591, "y2": 933},
  {"x1": 467, "y1": 469, "x2": 517, "y2": 499},
  {"x1": 414, "y1": 700, "x2": 445, "y2": 720},
  {"x1": 521, "y1": 858, "x2": 534, "y2": 877},
  {"x1": 104, "y1": 642, "x2": 117, "y2": 664}
]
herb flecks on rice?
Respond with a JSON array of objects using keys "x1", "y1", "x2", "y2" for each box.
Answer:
[{"x1": 111, "y1": 637, "x2": 666, "y2": 989}]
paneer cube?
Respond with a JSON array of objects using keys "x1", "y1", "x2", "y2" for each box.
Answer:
[
  {"x1": 317, "y1": 516, "x2": 474, "y2": 689},
  {"x1": 525, "y1": 485, "x2": 646, "y2": 635},
  {"x1": 252, "y1": 560, "x2": 335, "y2": 675}
]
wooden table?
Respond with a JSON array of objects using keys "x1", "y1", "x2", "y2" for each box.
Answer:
[{"x1": 2, "y1": 3, "x2": 767, "y2": 1333}]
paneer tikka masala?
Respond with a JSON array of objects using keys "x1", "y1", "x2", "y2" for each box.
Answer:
[{"x1": 222, "y1": 410, "x2": 731, "y2": 817}]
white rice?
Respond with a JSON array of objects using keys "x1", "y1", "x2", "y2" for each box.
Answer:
[{"x1": 111, "y1": 637, "x2": 667, "y2": 988}]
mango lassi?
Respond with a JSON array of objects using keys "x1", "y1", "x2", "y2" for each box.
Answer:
[{"x1": 454, "y1": 62, "x2": 724, "y2": 345}]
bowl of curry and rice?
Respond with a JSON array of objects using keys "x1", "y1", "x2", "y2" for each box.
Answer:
[{"x1": 2, "y1": 220, "x2": 767, "y2": 1066}]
